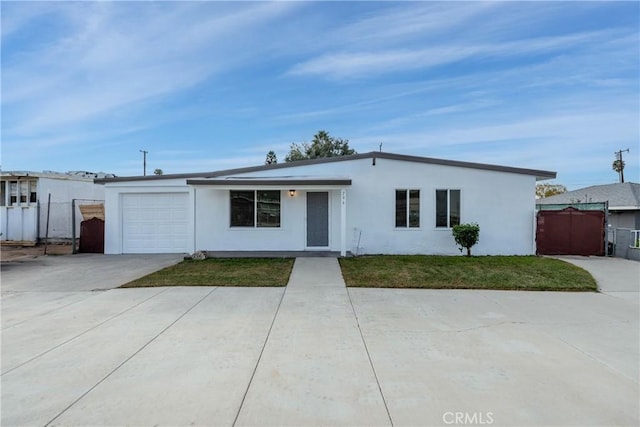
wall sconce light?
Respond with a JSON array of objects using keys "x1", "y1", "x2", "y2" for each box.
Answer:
[{"x1": 289, "y1": 189, "x2": 296, "y2": 197}]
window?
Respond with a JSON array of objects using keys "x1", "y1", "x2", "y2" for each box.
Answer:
[
  {"x1": 436, "y1": 189, "x2": 460, "y2": 228},
  {"x1": 230, "y1": 190, "x2": 280, "y2": 228},
  {"x1": 29, "y1": 180, "x2": 37, "y2": 203},
  {"x1": 395, "y1": 189, "x2": 420, "y2": 228},
  {"x1": 230, "y1": 191, "x2": 254, "y2": 227},
  {"x1": 0, "y1": 181, "x2": 5, "y2": 206},
  {"x1": 257, "y1": 191, "x2": 280, "y2": 227},
  {"x1": 9, "y1": 181, "x2": 17, "y2": 205},
  {"x1": 19, "y1": 181, "x2": 28, "y2": 203}
]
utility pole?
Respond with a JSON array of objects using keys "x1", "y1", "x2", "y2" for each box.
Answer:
[
  {"x1": 614, "y1": 148, "x2": 629, "y2": 183},
  {"x1": 139, "y1": 149, "x2": 148, "y2": 176}
]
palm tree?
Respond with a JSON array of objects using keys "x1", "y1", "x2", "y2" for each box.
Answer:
[{"x1": 612, "y1": 159, "x2": 625, "y2": 183}]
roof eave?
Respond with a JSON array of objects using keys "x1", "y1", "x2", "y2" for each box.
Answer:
[
  {"x1": 186, "y1": 179, "x2": 352, "y2": 186},
  {"x1": 94, "y1": 151, "x2": 557, "y2": 183}
]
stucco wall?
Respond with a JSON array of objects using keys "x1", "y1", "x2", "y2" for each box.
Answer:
[
  {"x1": 38, "y1": 177, "x2": 105, "y2": 240},
  {"x1": 216, "y1": 157, "x2": 536, "y2": 255},
  {"x1": 1, "y1": 177, "x2": 105, "y2": 242},
  {"x1": 194, "y1": 188, "x2": 342, "y2": 252},
  {"x1": 103, "y1": 179, "x2": 193, "y2": 254},
  {"x1": 103, "y1": 157, "x2": 539, "y2": 255}
]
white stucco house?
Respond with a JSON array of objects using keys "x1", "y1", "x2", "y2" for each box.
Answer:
[
  {"x1": 1, "y1": 171, "x2": 110, "y2": 244},
  {"x1": 96, "y1": 152, "x2": 556, "y2": 256}
]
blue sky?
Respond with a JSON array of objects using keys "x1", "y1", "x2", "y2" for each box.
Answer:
[{"x1": 2, "y1": 1, "x2": 638, "y2": 189}]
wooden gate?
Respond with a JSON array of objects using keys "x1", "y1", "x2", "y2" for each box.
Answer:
[
  {"x1": 79, "y1": 217, "x2": 104, "y2": 253},
  {"x1": 536, "y1": 207, "x2": 605, "y2": 256}
]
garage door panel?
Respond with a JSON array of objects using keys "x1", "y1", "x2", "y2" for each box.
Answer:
[{"x1": 122, "y1": 193, "x2": 189, "y2": 254}]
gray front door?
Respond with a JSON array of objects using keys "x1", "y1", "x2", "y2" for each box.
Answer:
[{"x1": 306, "y1": 192, "x2": 329, "y2": 247}]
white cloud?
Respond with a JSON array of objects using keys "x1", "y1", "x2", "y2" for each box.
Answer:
[
  {"x1": 2, "y1": 1, "x2": 299, "y2": 137},
  {"x1": 287, "y1": 30, "x2": 626, "y2": 80}
]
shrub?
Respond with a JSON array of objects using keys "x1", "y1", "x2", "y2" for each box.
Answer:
[{"x1": 452, "y1": 223, "x2": 480, "y2": 256}]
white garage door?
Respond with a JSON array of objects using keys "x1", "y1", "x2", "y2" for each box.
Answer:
[{"x1": 122, "y1": 193, "x2": 190, "y2": 254}]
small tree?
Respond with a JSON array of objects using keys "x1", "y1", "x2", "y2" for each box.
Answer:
[
  {"x1": 153, "y1": 168, "x2": 164, "y2": 175},
  {"x1": 284, "y1": 130, "x2": 356, "y2": 162},
  {"x1": 452, "y1": 223, "x2": 480, "y2": 256},
  {"x1": 536, "y1": 183, "x2": 567, "y2": 199},
  {"x1": 265, "y1": 150, "x2": 278, "y2": 165}
]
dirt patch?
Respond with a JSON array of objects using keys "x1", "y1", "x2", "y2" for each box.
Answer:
[{"x1": 0, "y1": 244, "x2": 74, "y2": 262}]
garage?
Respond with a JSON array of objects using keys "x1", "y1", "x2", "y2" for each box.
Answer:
[{"x1": 121, "y1": 193, "x2": 190, "y2": 254}]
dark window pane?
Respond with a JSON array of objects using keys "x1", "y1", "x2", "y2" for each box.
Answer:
[
  {"x1": 230, "y1": 190, "x2": 254, "y2": 227},
  {"x1": 395, "y1": 190, "x2": 407, "y2": 227},
  {"x1": 450, "y1": 190, "x2": 460, "y2": 227},
  {"x1": 257, "y1": 191, "x2": 280, "y2": 227},
  {"x1": 19, "y1": 181, "x2": 27, "y2": 203},
  {"x1": 409, "y1": 190, "x2": 420, "y2": 228},
  {"x1": 30, "y1": 180, "x2": 37, "y2": 203},
  {"x1": 10, "y1": 182, "x2": 17, "y2": 205},
  {"x1": 0, "y1": 181, "x2": 5, "y2": 206},
  {"x1": 436, "y1": 189, "x2": 448, "y2": 227}
]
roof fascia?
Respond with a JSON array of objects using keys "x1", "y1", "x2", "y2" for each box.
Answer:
[{"x1": 95, "y1": 151, "x2": 556, "y2": 183}]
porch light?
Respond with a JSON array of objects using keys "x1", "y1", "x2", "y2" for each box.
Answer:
[{"x1": 289, "y1": 189, "x2": 296, "y2": 197}]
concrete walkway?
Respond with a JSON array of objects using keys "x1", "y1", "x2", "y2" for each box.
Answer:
[
  {"x1": 235, "y1": 258, "x2": 391, "y2": 426},
  {"x1": 2, "y1": 256, "x2": 638, "y2": 426}
]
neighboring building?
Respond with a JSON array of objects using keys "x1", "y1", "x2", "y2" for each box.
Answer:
[
  {"x1": 0, "y1": 171, "x2": 112, "y2": 244},
  {"x1": 537, "y1": 182, "x2": 640, "y2": 229},
  {"x1": 96, "y1": 152, "x2": 555, "y2": 256}
]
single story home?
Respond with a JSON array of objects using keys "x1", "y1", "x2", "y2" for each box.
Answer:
[
  {"x1": 96, "y1": 152, "x2": 556, "y2": 256},
  {"x1": 1, "y1": 171, "x2": 112, "y2": 244}
]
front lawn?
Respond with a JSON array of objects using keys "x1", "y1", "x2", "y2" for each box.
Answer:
[
  {"x1": 121, "y1": 258, "x2": 294, "y2": 287},
  {"x1": 339, "y1": 256, "x2": 597, "y2": 291}
]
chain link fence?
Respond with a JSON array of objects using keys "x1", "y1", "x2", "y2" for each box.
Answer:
[{"x1": 38, "y1": 199, "x2": 104, "y2": 249}]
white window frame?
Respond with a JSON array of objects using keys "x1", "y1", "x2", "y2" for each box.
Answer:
[
  {"x1": 435, "y1": 189, "x2": 461, "y2": 229},
  {"x1": 395, "y1": 188, "x2": 420, "y2": 229},
  {"x1": 2, "y1": 179, "x2": 37, "y2": 207},
  {"x1": 229, "y1": 190, "x2": 281, "y2": 229}
]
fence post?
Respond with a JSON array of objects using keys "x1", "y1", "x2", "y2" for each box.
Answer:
[
  {"x1": 44, "y1": 193, "x2": 51, "y2": 255},
  {"x1": 71, "y1": 199, "x2": 77, "y2": 254}
]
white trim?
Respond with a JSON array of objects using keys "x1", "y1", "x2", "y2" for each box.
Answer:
[
  {"x1": 394, "y1": 188, "x2": 422, "y2": 229},
  {"x1": 435, "y1": 188, "x2": 462, "y2": 229},
  {"x1": 305, "y1": 191, "x2": 331, "y2": 250},
  {"x1": 340, "y1": 189, "x2": 347, "y2": 256},
  {"x1": 228, "y1": 189, "x2": 283, "y2": 229}
]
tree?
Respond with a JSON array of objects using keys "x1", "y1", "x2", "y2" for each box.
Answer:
[
  {"x1": 612, "y1": 159, "x2": 625, "y2": 183},
  {"x1": 265, "y1": 150, "x2": 278, "y2": 165},
  {"x1": 535, "y1": 183, "x2": 567, "y2": 199},
  {"x1": 284, "y1": 130, "x2": 356, "y2": 162},
  {"x1": 452, "y1": 223, "x2": 480, "y2": 256},
  {"x1": 153, "y1": 168, "x2": 164, "y2": 175}
]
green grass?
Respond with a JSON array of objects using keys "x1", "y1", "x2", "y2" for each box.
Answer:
[
  {"x1": 121, "y1": 258, "x2": 294, "y2": 288},
  {"x1": 339, "y1": 255, "x2": 597, "y2": 291}
]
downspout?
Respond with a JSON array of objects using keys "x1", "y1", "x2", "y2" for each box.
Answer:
[
  {"x1": 193, "y1": 188, "x2": 197, "y2": 254},
  {"x1": 340, "y1": 189, "x2": 347, "y2": 257},
  {"x1": 37, "y1": 200, "x2": 41, "y2": 244}
]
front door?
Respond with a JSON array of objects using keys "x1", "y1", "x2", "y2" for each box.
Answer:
[{"x1": 306, "y1": 192, "x2": 329, "y2": 247}]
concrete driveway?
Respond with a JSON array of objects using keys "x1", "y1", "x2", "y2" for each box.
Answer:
[
  {"x1": 1, "y1": 253, "x2": 184, "y2": 292},
  {"x1": 1, "y1": 255, "x2": 638, "y2": 426}
]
